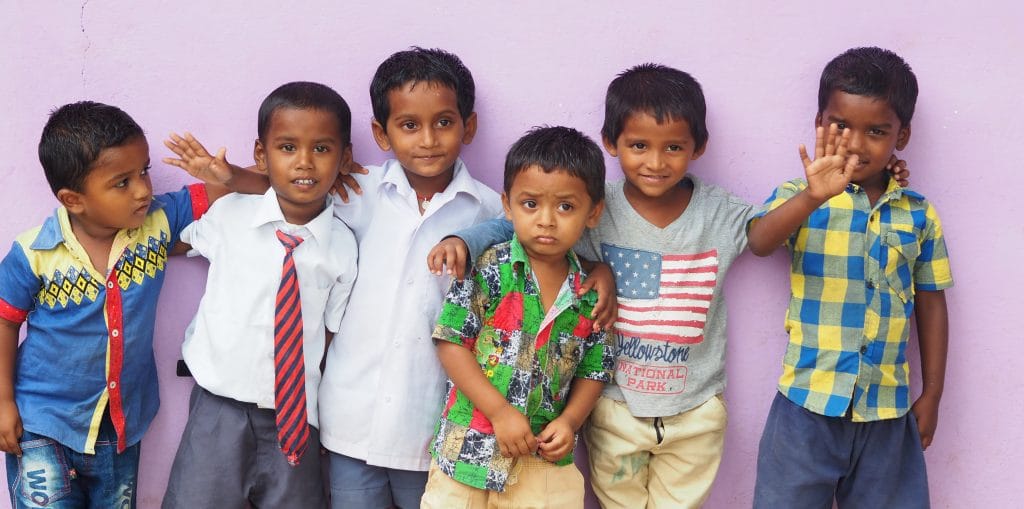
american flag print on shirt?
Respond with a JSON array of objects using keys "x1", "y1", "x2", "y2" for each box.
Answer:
[{"x1": 605, "y1": 244, "x2": 718, "y2": 344}]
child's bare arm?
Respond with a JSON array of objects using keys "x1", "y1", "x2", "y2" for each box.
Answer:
[
  {"x1": 577, "y1": 260, "x2": 618, "y2": 331},
  {"x1": 911, "y1": 289, "x2": 948, "y2": 450},
  {"x1": 163, "y1": 132, "x2": 270, "y2": 200},
  {"x1": 536, "y1": 378, "x2": 603, "y2": 461},
  {"x1": 436, "y1": 341, "x2": 537, "y2": 458},
  {"x1": 427, "y1": 237, "x2": 472, "y2": 279},
  {"x1": 0, "y1": 318, "x2": 22, "y2": 456},
  {"x1": 748, "y1": 124, "x2": 859, "y2": 256}
]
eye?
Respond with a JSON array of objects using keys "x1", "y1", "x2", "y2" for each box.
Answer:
[
  {"x1": 630, "y1": 142, "x2": 647, "y2": 150},
  {"x1": 401, "y1": 121, "x2": 417, "y2": 131},
  {"x1": 114, "y1": 178, "x2": 130, "y2": 189},
  {"x1": 521, "y1": 200, "x2": 537, "y2": 209},
  {"x1": 666, "y1": 145, "x2": 682, "y2": 152},
  {"x1": 557, "y1": 202, "x2": 574, "y2": 212},
  {"x1": 280, "y1": 143, "x2": 296, "y2": 152},
  {"x1": 834, "y1": 122, "x2": 848, "y2": 130},
  {"x1": 314, "y1": 144, "x2": 330, "y2": 153},
  {"x1": 437, "y1": 118, "x2": 452, "y2": 127},
  {"x1": 140, "y1": 165, "x2": 151, "y2": 176},
  {"x1": 868, "y1": 128, "x2": 886, "y2": 136}
]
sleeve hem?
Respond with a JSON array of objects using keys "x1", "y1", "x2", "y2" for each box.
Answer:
[
  {"x1": 0, "y1": 298, "x2": 28, "y2": 324},
  {"x1": 187, "y1": 183, "x2": 210, "y2": 220}
]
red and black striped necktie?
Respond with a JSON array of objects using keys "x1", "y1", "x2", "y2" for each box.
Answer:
[{"x1": 274, "y1": 230, "x2": 308, "y2": 466}]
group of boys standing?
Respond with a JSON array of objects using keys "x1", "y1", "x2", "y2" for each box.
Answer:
[{"x1": 0, "y1": 43, "x2": 951, "y2": 509}]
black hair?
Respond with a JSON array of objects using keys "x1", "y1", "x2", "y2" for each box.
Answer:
[
  {"x1": 504, "y1": 126, "x2": 605, "y2": 205},
  {"x1": 38, "y1": 101, "x2": 145, "y2": 195},
  {"x1": 370, "y1": 47, "x2": 475, "y2": 132},
  {"x1": 601, "y1": 63, "x2": 708, "y2": 151},
  {"x1": 257, "y1": 81, "x2": 352, "y2": 144},
  {"x1": 818, "y1": 47, "x2": 918, "y2": 127}
]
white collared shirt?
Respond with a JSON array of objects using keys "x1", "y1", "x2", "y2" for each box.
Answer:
[
  {"x1": 318, "y1": 158, "x2": 502, "y2": 470},
  {"x1": 181, "y1": 189, "x2": 357, "y2": 428}
]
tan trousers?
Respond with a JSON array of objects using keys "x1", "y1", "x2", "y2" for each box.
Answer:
[
  {"x1": 583, "y1": 395, "x2": 727, "y2": 509},
  {"x1": 420, "y1": 454, "x2": 585, "y2": 509}
]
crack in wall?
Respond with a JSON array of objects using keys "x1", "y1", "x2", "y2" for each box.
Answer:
[{"x1": 80, "y1": 0, "x2": 91, "y2": 91}]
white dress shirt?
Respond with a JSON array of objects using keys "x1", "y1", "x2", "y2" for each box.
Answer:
[
  {"x1": 181, "y1": 189, "x2": 357, "y2": 428},
  {"x1": 318, "y1": 158, "x2": 502, "y2": 471}
]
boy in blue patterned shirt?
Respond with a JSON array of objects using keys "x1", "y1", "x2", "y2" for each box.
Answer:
[
  {"x1": 747, "y1": 47, "x2": 953, "y2": 508},
  {"x1": 0, "y1": 102, "x2": 225, "y2": 508}
]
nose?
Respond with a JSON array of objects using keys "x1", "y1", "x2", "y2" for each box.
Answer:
[
  {"x1": 134, "y1": 173, "x2": 153, "y2": 200},
  {"x1": 297, "y1": 148, "x2": 314, "y2": 169},
  {"x1": 420, "y1": 126, "x2": 438, "y2": 148},
  {"x1": 647, "y1": 150, "x2": 665, "y2": 170},
  {"x1": 537, "y1": 205, "x2": 555, "y2": 228}
]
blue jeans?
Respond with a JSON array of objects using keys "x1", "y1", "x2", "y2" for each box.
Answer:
[{"x1": 5, "y1": 415, "x2": 140, "y2": 509}]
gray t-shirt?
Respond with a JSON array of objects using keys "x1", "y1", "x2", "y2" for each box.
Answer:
[
  {"x1": 576, "y1": 177, "x2": 752, "y2": 417},
  {"x1": 457, "y1": 176, "x2": 753, "y2": 417}
]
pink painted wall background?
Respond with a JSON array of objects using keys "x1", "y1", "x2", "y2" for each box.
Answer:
[{"x1": 2, "y1": 1, "x2": 1021, "y2": 507}]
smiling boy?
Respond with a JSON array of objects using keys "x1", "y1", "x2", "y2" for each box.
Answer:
[
  {"x1": 162, "y1": 82, "x2": 358, "y2": 508},
  {"x1": 747, "y1": 47, "x2": 952, "y2": 508}
]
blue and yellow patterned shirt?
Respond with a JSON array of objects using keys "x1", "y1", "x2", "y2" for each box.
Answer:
[
  {"x1": 0, "y1": 185, "x2": 206, "y2": 453},
  {"x1": 750, "y1": 178, "x2": 953, "y2": 422},
  {"x1": 430, "y1": 236, "x2": 613, "y2": 491}
]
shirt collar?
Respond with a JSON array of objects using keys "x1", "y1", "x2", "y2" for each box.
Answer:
[
  {"x1": 508, "y1": 234, "x2": 591, "y2": 305},
  {"x1": 378, "y1": 157, "x2": 487, "y2": 204},
  {"x1": 29, "y1": 198, "x2": 168, "y2": 251},
  {"x1": 249, "y1": 188, "x2": 335, "y2": 243},
  {"x1": 847, "y1": 176, "x2": 924, "y2": 203}
]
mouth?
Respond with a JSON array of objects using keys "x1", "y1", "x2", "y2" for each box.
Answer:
[
  {"x1": 534, "y1": 236, "x2": 557, "y2": 245},
  {"x1": 414, "y1": 154, "x2": 444, "y2": 163},
  {"x1": 134, "y1": 201, "x2": 151, "y2": 215},
  {"x1": 292, "y1": 178, "x2": 318, "y2": 186}
]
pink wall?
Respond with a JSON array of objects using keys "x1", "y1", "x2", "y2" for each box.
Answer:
[{"x1": 3, "y1": 2, "x2": 1021, "y2": 507}]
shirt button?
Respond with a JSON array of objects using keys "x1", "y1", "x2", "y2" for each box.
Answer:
[
  {"x1": 109, "y1": 381, "x2": 117, "y2": 389},
  {"x1": 406, "y1": 278, "x2": 414, "y2": 286},
  {"x1": 385, "y1": 396, "x2": 392, "y2": 403},
  {"x1": 111, "y1": 329, "x2": 119, "y2": 338},
  {"x1": 866, "y1": 281, "x2": 875, "y2": 289},
  {"x1": 860, "y1": 346, "x2": 868, "y2": 354},
  {"x1": 107, "y1": 282, "x2": 114, "y2": 289}
]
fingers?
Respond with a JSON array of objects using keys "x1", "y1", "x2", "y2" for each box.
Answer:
[
  {"x1": 0, "y1": 428, "x2": 21, "y2": 456},
  {"x1": 834, "y1": 126, "x2": 851, "y2": 159},
  {"x1": 798, "y1": 144, "x2": 812, "y2": 169},
  {"x1": 813, "y1": 125, "x2": 826, "y2": 160},
  {"x1": 822, "y1": 124, "x2": 836, "y2": 159},
  {"x1": 183, "y1": 132, "x2": 212, "y2": 157},
  {"x1": 427, "y1": 245, "x2": 446, "y2": 275},
  {"x1": 332, "y1": 174, "x2": 351, "y2": 203}
]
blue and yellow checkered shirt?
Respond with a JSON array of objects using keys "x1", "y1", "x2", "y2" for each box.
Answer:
[{"x1": 751, "y1": 178, "x2": 953, "y2": 421}]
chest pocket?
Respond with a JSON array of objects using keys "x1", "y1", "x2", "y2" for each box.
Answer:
[{"x1": 882, "y1": 229, "x2": 920, "y2": 303}]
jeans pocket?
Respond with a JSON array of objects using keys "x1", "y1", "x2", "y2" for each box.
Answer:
[{"x1": 14, "y1": 434, "x2": 72, "y2": 507}]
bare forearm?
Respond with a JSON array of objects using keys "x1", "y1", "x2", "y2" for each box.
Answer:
[
  {"x1": 0, "y1": 320, "x2": 20, "y2": 403},
  {"x1": 436, "y1": 341, "x2": 509, "y2": 419},
  {"x1": 915, "y1": 290, "x2": 949, "y2": 398},
  {"x1": 748, "y1": 191, "x2": 825, "y2": 256},
  {"x1": 223, "y1": 164, "x2": 270, "y2": 196},
  {"x1": 558, "y1": 378, "x2": 604, "y2": 431}
]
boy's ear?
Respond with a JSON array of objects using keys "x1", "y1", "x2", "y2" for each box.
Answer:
[
  {"x1": 56, "y1": 188, "x2": 85, "y2": 214},
  {"x1": 896, "y1": 124, "x2": 912, "y2": 150},
  {"x1": 371, "y1": 120, "x2": 391, "y2": 151},
  {"x1": 461, "y1": 112, "x2": 478, "y2": 145},
  {"x1": 501, "y1": 192, "x2": 512, "y2": 221},
  {"x1": 253, "y1": 139, "x2": 269, "y2": 173},
  {"x1": 602, "y1": 136, "x2": 619, "y2": 157},
  {"x1": 585, "y1": 199, "x2": 605, "y2": 229}
]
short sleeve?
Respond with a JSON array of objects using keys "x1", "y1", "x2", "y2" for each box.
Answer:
[
  {"x1": 179, "y1": 192, "x2": 232, "y2": 259},
  {"x1": 913, "y1": 202, "x2": 954, "y2": 291},
  {"x1": 573, "y1": 228, "x2": 601, "y2": 261},
  {"x1": 747, "y1": 179, "x2": 807, "y2": 247},
  {"x1": 459, "y1": 218, "x2": 514, "y2": 265},
  {"x1": 432, "y1": 265, "x2": 490, "y2": 348},
  {"x1": 0, "y1": 242, "x2": 39, "y2": 323},
  {"x1": 324, "y1": 238, "x2": 358, "y2": 333},
  {"x1": 575, "y1": 327, "x2": 613, "y2": 382},
  {"x1": 156, "y1": 184, "x2": 209, "y2": 246}
]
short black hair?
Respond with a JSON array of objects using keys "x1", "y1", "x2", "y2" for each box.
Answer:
[
  {"x1": 38, "y1": 101, "x2": 145, "y2": 195},
  {"x1": 504, "y1": 126, "x2": 605, "y2": 205},
  {"x1": 601, "y1": 63, "x2": 708, "y2": 152},
  {"x1": 370, "y1": 47, "x2": 475, "y2": 132},
  {"x1": 818, "y1": 47, "x2": 918, "y2": 127},
  {"x1": 257, "y1": 81, "x2": 352, "y2": 144}
]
